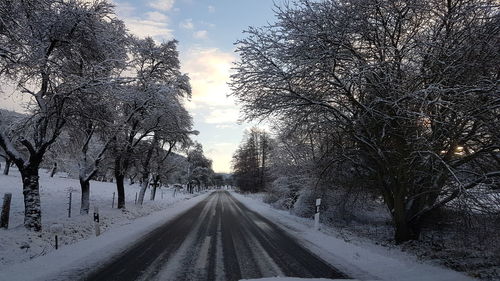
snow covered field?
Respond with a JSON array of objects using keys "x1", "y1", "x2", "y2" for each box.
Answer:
[
  {"x1": 233, "y1": 192, "x2": 477, "y2": 281},
  {"x1": 0, "y1": 163, "x2": 201, "y2": 271}
]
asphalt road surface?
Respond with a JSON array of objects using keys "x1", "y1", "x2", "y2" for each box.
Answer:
[{"x1": 84, "y1": 191, "x2": 347, "y2": 281}]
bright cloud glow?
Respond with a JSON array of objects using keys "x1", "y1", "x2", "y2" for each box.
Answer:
[
  {"x1": 181, "y1": 48, "x2": 244, "y2": 172},
  {"x1": 205, "y1": 143, "x2": 238, "y2": 173},
  {"x1": 205, "y1": 108, "x2": 240, "y2": 124},
  {"x1": 181, "y1": 48, "x2": 236, "y2": 108}
]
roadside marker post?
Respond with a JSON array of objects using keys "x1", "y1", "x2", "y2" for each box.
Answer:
[
  {"x1": 314, "y1": 198, "x2": 321, "y2": 230},
  {"x1": 112, "y1": 192, "x2": 115, "y2": 208},
  {"x1": 94, "y1": 206, "x2": 101, "y2": 236}
]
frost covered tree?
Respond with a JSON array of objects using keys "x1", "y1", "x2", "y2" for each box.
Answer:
[
  {"x1": 232, "y1": 128, "x2": 272, "y2": 192},
  {"x1": 66, "y1": 86, "x2": 125, "y2": 215},
  {"x1": 59, "y1": 14, "x2": 128, "y2": 215},
  {"x1": 231, "y1": 0, "x2": 500, "y2": 242},
  {"x1": 0, "y1": 0, "x2": 130, "y2": 230},
  {"x1": 112, "y1": 37, "x2": 193, "y2": 209},
  {"x1": 186, "y1": 142, "x2": 214, "y2": 192},
  {"x1": 136, "y1": 133, "x2": 191, "y2": 204}
]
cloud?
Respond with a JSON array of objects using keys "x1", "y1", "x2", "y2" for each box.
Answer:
[
  {"x1": 208, "y1": 5, "x2": 215, "y2": 13},
  {"x1": 200, "y1": 21, "x2": 216, "y2": 29},
  {"x1": 113, "y1": 1, "x2": 136, "y2": 17},
  {"x1": 145, "y1": 11, "x2": 169, "y2": 22},
  {"x1": 193, "y1": 30, "x2": 208, "y2": 40},
  {"x1": 215, "y1": 124, "x2": 236, "y2": 129},
  {"x1": 204, "y1": 142, "x2": 238, "y2": 173},
  {"x1": 113, "y1": 2, "x2": 172, "y2": 42},
  {"x1": 149, "y1": 0, "x2": 175, "y2": 11},
  {"x1": 123, "y1": 18, "x2": 173, "y2": 41},
  {"x1": 179, "y1": 18, "x2": 194, "y2": 30},
  {"x1": 205, "y1": 108, "x2": 240, "y2": 124},
  {"x1": 181, "y1": 48, "x2": 236, "y2": 108}
]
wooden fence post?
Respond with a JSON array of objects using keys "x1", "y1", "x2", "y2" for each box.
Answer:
[
  {"x1": 68, "y1": 191, "x2": 72, "y2": 218},
  {"x1": 1, "y1": 193, "x2": 12, "y2": 229}
]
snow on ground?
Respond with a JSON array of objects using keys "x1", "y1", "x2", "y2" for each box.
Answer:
[
  {"x1": 0, "y1": 162, "x2": 205, "y2": 280},
  {"x1": 232, "y1": 192, "x2": 476, "y2": 281}
]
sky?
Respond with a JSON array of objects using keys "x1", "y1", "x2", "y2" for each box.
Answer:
[
  {"x1": 115, "y1": 0, "x2": 278, "y2": 173},
  {"x1": 0, "y1": 0, "x2": 279, "y2": 173}
]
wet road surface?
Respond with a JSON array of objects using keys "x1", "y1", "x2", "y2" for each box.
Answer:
[{"x1": 84, "y1": 191, "x2": 347, "y2": 281}]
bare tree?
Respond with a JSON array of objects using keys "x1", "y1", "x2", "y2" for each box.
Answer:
[{"x1": 230, "y1": 0, "x2": 500, "y2": 242}]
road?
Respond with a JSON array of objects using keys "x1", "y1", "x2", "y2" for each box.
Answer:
[{"x1": 84, "y1": 191, "x2": 347, "y2": 281}]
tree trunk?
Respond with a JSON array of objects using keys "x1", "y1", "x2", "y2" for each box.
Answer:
[
  {"x1": 3, "y1": 159, "x2": 11, "y2": 175},
  {"x1": 115, "y1": 173, "x2": 125, "y2": 209},
  {"x1": 20, "y1": 166, "x2": 42, "y2": 231},
  {"x1": 80, "y1": 178, "x2": 90, "y2": 215},
  {"x1": 115, "y1": 172, "x2": 125, "y2": 209},
  {"x1": 393, "y1": 198, "x2": 421, "y2": 243},
  {"x1": 394, "y1": 218, "x2": 420, "y2": 243},
  {"x1": 114, "y1": 155, "x2": 128, "y2": 209},
  {"x1": 50, "y1": 162, "x2": 57, "y2": 177},
  {"x1": 150, "y1": 184, "x2": 157, "y2": 201},
  {"x1": 150, "y1": 176, "x2": 160, "y2": 201},
  {"x1": 137, "y1": 172, "x2": 149, "y2": 205}
]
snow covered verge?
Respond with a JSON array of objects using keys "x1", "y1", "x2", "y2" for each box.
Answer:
[
  {"x1": 0, "y1": 163, "x2": 206, "y2": 280},
  {"x1": 233, "y1": 192, "x2": 479, "y2": 281}
]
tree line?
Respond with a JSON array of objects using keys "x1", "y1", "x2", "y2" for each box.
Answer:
[
  {"x1": 230, "y1": 0, "x2": 499, "y2": 243},
  {"x1": 0, "y1": 0, "x2": 216, "y2": 232},
  {"x1": 232, "y1": 128, "x2": 272, "y2": 193}
]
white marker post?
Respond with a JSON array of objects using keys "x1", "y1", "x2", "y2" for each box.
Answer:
[
  {"x1": 94, "y1": 206, "x2": 100, "y2": 236},
  {"x1": 314, "y1": 198, "x2": 321, "y2": 230}
]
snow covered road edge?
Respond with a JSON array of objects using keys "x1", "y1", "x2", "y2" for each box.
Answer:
[
  {"x1": 0, "y1": 192, "x2": 210, "y2": 281},
  {"x1": 232, "y1": 192, "x2": 475, "y2": 281}
]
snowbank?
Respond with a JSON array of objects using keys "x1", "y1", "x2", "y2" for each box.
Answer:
[
  {"x1": 232, "y1": 192, "x2": 476, "y2": 281},
  {"x1": 0, "y1": 163, "x2": 206, "y2": 280}
]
